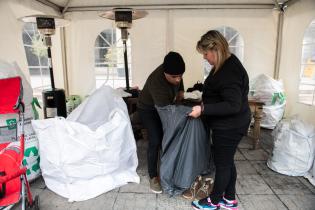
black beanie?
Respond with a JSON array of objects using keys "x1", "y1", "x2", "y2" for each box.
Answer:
[{"x1": 163, "y1": 51, "x2": 185, "y2": 75}]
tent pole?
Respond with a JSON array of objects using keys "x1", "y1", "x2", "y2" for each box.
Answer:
[
  {"x1": 273, "y1": 9, "x2": 284, "y2": 80},
  {"x1": 60, "y1": 27, "x2": 69, "y2": 96}
]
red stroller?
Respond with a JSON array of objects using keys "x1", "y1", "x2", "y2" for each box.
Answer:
[{"x1": 0, "y1": 77, "x2": 39, "y2": 210}]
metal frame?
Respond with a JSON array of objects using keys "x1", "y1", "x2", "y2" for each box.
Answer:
[
  {"x1": 35, "y1": 1, "x2": 279, "y2": 12},
  {"x1": 62, "y1": 0, "x2": 72, "y2": 14},
  {"x1": 34, "y1": 0, "x2": 62, "y2": 13},
  {"x1": 66, "y1": 4, "x2": 275, "y2": 12}
]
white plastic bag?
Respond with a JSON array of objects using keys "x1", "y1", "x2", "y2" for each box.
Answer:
[
  {"x1": 249, "y1": 74, "x2": 286, "y2": 129},
  {"x1": 249, "y1": 74, "x2": 285, "y2": 106},
  {"x1": 260, "y1": 103, "x2": 286, "y2": 129},
  {"x1": 184, "y1": 90, "x2": 202, "y2": 100},
  {"x1": 267, "y1": 117, "x2": 315, "y2": 176},
  {"x1": 32, "y1": 86, "x2": 139, "y2": 201}
]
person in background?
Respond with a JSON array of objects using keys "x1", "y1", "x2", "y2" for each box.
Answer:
[
  {"x1": 189, "y1": 30, "x2": 251, "y2": 210},
  {"x1": 137, "y1": 51, "x2": 185, "y2": 193}
]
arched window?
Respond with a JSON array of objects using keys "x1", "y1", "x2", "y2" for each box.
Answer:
[
  {"x1": 22, "y1": 22, "x2": 49, "y2": 101},
  {"x1": 299, "y1": 20, "x2": 315, "y2": 105},
  {"x1": 203, "y1": 26, "x2": 244, "y2": 79},
  {"x1": 94, "y1": 28, "x2": 132, "y2": 89}
]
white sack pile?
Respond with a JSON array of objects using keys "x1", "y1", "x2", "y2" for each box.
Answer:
[{"x1": 32, "y1": 85, "x2": 139, "y2": 201}]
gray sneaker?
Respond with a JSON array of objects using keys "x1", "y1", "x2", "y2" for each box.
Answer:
[{"x1": 150, "y1": 177, "x2": 162, "y2": 193}]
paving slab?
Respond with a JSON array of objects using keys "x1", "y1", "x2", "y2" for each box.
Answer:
[
  {"x1": 12, "y1": 188, "x2": 70, "y2": 210},
  {"x1": 278, "y1": 194, "x2": 315, "y2": 210},
  {"x1": 135, "y1": 141, "x2": 148, "y2": 177},
  {"x1": 298, "y1": 177, "x2": 315, "y2": 194},
  {"x1": 239, "y1": 148, "x2": 269, "y2": 161},
  {"x1": 69, "y1": 191, "x2": 118, "y2": 210},
  {"x1": 35, "y1": 189, "x2": 72, "y2": 210},
  {"x1": 236, "y1": 175, "x2": 273, "y2": 195},
  {"x1": 236, "y1": 194, "x2": 245, "y2": 210},
  {"x1": 113, "y1": 193, "x2": 156, "y2": 210},
  {"x1": 262, "y1": 174, "x2": 313, "y2": 195},
  {"x1": 29, "y1": 176, "x2": 46, "y2": 189},
  {"x1": 238, "y1": 136, "x2": 254, "y2": 149},
  {"x1": 234, "y1": 149, "x2": 246, "y2": 161},
  {"x1": 238, "y1": 194, "x2": 288, "y2": 210},
  {"x1": 235, "y1": 161, "x2": 258, "y2": 175},
  {"x1": 250, "y1": 160, "x2": 278, "y2": 175},
  {"x1": 157, "y1": 194, "x2": 191, "y2": 210},
  {"x1": 27, "y1": 176, "x2": 46, "y2": 199}
]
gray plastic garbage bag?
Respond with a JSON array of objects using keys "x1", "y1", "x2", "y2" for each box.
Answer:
[{"x1": 156, "y1": 105, "x2": 210, "y2": 196}]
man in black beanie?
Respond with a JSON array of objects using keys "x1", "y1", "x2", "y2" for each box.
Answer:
[{"x1": 137, "y1": 51, "x2": 185, "y2": 193}]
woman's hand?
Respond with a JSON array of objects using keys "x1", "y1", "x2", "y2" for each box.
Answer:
[{"x1": 188, "y1": 105, "x2": 202, "y2": 118}]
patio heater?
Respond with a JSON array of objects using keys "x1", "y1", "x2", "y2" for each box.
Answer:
[
  {"x1": 100, "y1": 8, "x2": 147, "y2": 96},
  {"x1": 20, "y1": 15, "x2": 69, "y2": 118}
]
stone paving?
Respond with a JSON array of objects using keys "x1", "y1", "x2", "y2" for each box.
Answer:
[{"x1": 12, "y1": 129, "x2": 315, "y2": 210}]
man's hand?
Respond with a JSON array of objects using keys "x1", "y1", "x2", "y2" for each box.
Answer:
[
  {"x1": 188, "y1": 105, "x2": 202, "y2": 118},
  {"x1": 175, "y1": 90, "x2": 184, "y2": 103}
]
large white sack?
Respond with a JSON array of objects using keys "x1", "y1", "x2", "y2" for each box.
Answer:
[
  {"x1": 32, "y1": 86, "x2": 139, "y2": 201},
  {"x1": 303, "y1": 120, "x2": 315, "y2": 186},
  {"x1": 267, "y1": 117, "x2": 315, "y2": 176},
  {"x1": 67, "y1": 85, "x2": 129, "y2": 130},
  {"x1": 249, "y1": 74, "x2": 286, "y2": 129},
  {"x1": 305, "y1": 159, "x2": 315, "y2": 186}
]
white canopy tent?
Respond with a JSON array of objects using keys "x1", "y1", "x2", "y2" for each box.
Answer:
[{"x1": 0, "y1": 0, "x2": 314, "y2": 124}]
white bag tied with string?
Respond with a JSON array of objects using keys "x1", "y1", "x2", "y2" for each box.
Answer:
[
  {"x1": 267, "y1": 117, "x2": 315, "y2": 176},
  {"x1": 32, "y1": 85, "x2": 139, "y2": 201}
]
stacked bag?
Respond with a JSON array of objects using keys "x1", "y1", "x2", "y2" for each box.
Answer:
[{"x1": 249, "y1": 74, "x2": 286, "y2": 129}]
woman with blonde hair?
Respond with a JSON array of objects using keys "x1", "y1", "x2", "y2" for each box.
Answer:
[{"x1": 189, "y1": 30, "x2": 251, "y2": 210}]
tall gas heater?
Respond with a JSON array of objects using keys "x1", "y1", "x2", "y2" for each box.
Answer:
[
  {"x1": 100, "y1": 8, "x2": 147, "y2": 96},
  {"x1": 20, "y1": 15, "x2": 69, "y2": 118}
]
